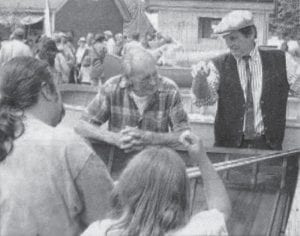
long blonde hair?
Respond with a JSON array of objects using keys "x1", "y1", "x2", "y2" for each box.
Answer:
[{"x1": 107, "y1": 147, "x2": 190, "y2": 236}]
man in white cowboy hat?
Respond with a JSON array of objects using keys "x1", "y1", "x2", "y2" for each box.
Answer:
[{"x1": 191, "y1": 10, "x2": 300, "y2": 150}]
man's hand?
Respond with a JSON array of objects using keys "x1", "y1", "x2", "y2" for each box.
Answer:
[
  {"x1": 113, "y1": 126, "x2": 151, "y2": 153},
  {"x1": 179, "y1": 130, "x2": 204, "y2": 165},
  {"x1": 191, "y1": 61, "x2": 210, "y2": 79},
  {"x1": 111, "y1": 130, "x2": 137, "y2": 151}
]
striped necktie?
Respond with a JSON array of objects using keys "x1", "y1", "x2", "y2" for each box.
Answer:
[{"x1": 243, "y1": 55, "x2": 256, "y2": 139}]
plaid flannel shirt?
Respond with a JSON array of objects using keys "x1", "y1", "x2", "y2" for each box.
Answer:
[{"x1": 83, "y1": 75, "x2": 189, "y2": 132}]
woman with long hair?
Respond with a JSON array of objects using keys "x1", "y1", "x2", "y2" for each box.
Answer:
[
  {"x1": 82, "y1": 131, "x2": 231, "y2": 236},
  {"x1": 0, "y1": 57, "x2": 113, "y2": 235}
]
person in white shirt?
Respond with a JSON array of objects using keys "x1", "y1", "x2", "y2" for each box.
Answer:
[
  {"x1": 76, "y1": 37, "x2": 88, "y2": 65},
  {"x1": 156, "y1": 36, "x2": 184, "y2": 66},
  {"x1": 104, "y1": 31, "x2": 116, "y2": 55},
  {"x1": 82, "y1": 131, "x2": 231, "y2": 236},
  {"x1": 0, "y1": 28, "x2": 32, "y2": 66},
  {"x1": 122, "y1": 32, "x2": 143, "y2": 56}
]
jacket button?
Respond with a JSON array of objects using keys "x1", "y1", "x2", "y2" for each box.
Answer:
[{"x1": 261, "y1": 101, "x2": 264, "y2": 104}]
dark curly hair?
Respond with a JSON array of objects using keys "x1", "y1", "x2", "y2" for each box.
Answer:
[{"x1": 0, "y1": 57, "x2": 56, "y2": 161}]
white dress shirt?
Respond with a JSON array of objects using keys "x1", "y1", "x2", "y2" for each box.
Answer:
[{"x1": 193, "y1": 46, "x2": 300, "y2": 134}]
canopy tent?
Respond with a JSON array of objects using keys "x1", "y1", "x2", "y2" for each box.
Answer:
[{"x1": 0, "y1": 13, "x2": 43, "y2": 26}]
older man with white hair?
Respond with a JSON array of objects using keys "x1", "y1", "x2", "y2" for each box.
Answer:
[{"x1": 75, "y1": 47, "x2": 189, "y2": 154}]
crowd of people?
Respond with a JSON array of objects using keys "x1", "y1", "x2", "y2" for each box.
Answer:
[
  {"x1": 0, "y1": 28, "x2": 183, "y2": 87},
  {"x1": 0, "y1": 9, "x2": 300, "y2": 236}
]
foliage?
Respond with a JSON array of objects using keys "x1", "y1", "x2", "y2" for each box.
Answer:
[{"x1": 270, "y1": 0, "x2": 300, "y2": 39}]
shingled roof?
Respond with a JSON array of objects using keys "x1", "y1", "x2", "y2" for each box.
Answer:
[
  {"x1": 0, "y1": 0, "x2": 154, "y2": 36},
  {"x1": 0, "y1": 0, "x2": 133, "y2": 21}
]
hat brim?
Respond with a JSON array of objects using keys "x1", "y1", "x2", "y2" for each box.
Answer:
[
  {"x1": 212, "y1": 31, "x2": 232, "y2": 38},
  {"x1": 213, "y1": 23, "x2": 255, "y2": 37}
]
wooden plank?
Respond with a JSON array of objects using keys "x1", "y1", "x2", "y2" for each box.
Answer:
[
  {"x1": 285, "y1": 159, "x2": 300, "y2": 236},
  {"x1": 250, "y1": 192, "x2": 278, "y2": 235},
  {"x1": 267, "y1": 192, "x2": 283, "y2": 236},
  {"x1": 238, "y1": 191, "x2": 261, "y2": 235},
  {"x1": 228, "y1": 190, "x2": 249, "y2": 235},
  {"x1": 269, "y1": 192, "x2": 289, "y2": 236},
  {"x1": 280, "y1": 194, "x2": 292, "y2": 235},
  {"x1": 206, "y1": 147, "x2": 275, "y2": 156},
  {"x1": 228, "y1": 190, "x2": 265, "y2": 236}
]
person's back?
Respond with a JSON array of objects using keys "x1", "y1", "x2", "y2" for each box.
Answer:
[
  {"x1": 0, "y1": 39, "x2": 32, "y2": 65},
  {"x1": 0, "y1": 117, "x2": 112, "y2": 236},
  {"x1": 81, "y1": 210, "x2": 228, "y2": 236},
  {"x1": 0, "y1": 57, "x2": 113, "y2": 236}
]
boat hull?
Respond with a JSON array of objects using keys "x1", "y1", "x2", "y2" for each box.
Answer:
[{"x1": 59, "y1": 84, "x2": 300, "y2": 236}]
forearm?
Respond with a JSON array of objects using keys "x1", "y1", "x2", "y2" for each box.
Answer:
[
  {"x1": 74, "y1": 120, "x2": 117, "y2": 146},
  {"x1": 143, "y1": 130, "x2": 186, "y2": 149},
  {"x1": 189, "y1": 149, "x2": 231, "y2": 219}
]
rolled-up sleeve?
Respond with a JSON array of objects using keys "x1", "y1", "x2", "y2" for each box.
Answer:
[
  {"x1": 191, "y1": 61, "x2": 220, "y2": 107},
  {"x1": 169, "y1": 89, "x2": 190, "y2": 132},
  {"x1": 82, "y1": 86, "x2": 110, "y2": 126}
]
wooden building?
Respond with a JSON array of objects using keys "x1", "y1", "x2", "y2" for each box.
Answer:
[
  {"x1": 0, "y1": 0, "x2": 153, "y2": 41},
  {"x1": 145, "y1": 0, "x2": 275, "y2": 52}
]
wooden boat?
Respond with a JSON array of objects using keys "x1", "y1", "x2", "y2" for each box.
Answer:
[{"x1": 59, "y1": 76, "x2": 300, "y2": 235}]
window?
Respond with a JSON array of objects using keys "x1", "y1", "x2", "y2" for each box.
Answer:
[{"x1": 198, "y1": 17, "x2": 221, "y2": 40}]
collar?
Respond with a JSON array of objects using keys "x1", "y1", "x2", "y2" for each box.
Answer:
[
  {"x1": 235, "y1": 46, "x2": 260, "y2": 63},
  {"x1": 22, "y1": 113, "x2": 53, "y2": 135},
  {"x1": 119, "y1": 74, "x2": 165, "y2": 92},
  {"x1": 24, "y1": 113, "x2": 46, "y2": 126}
]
